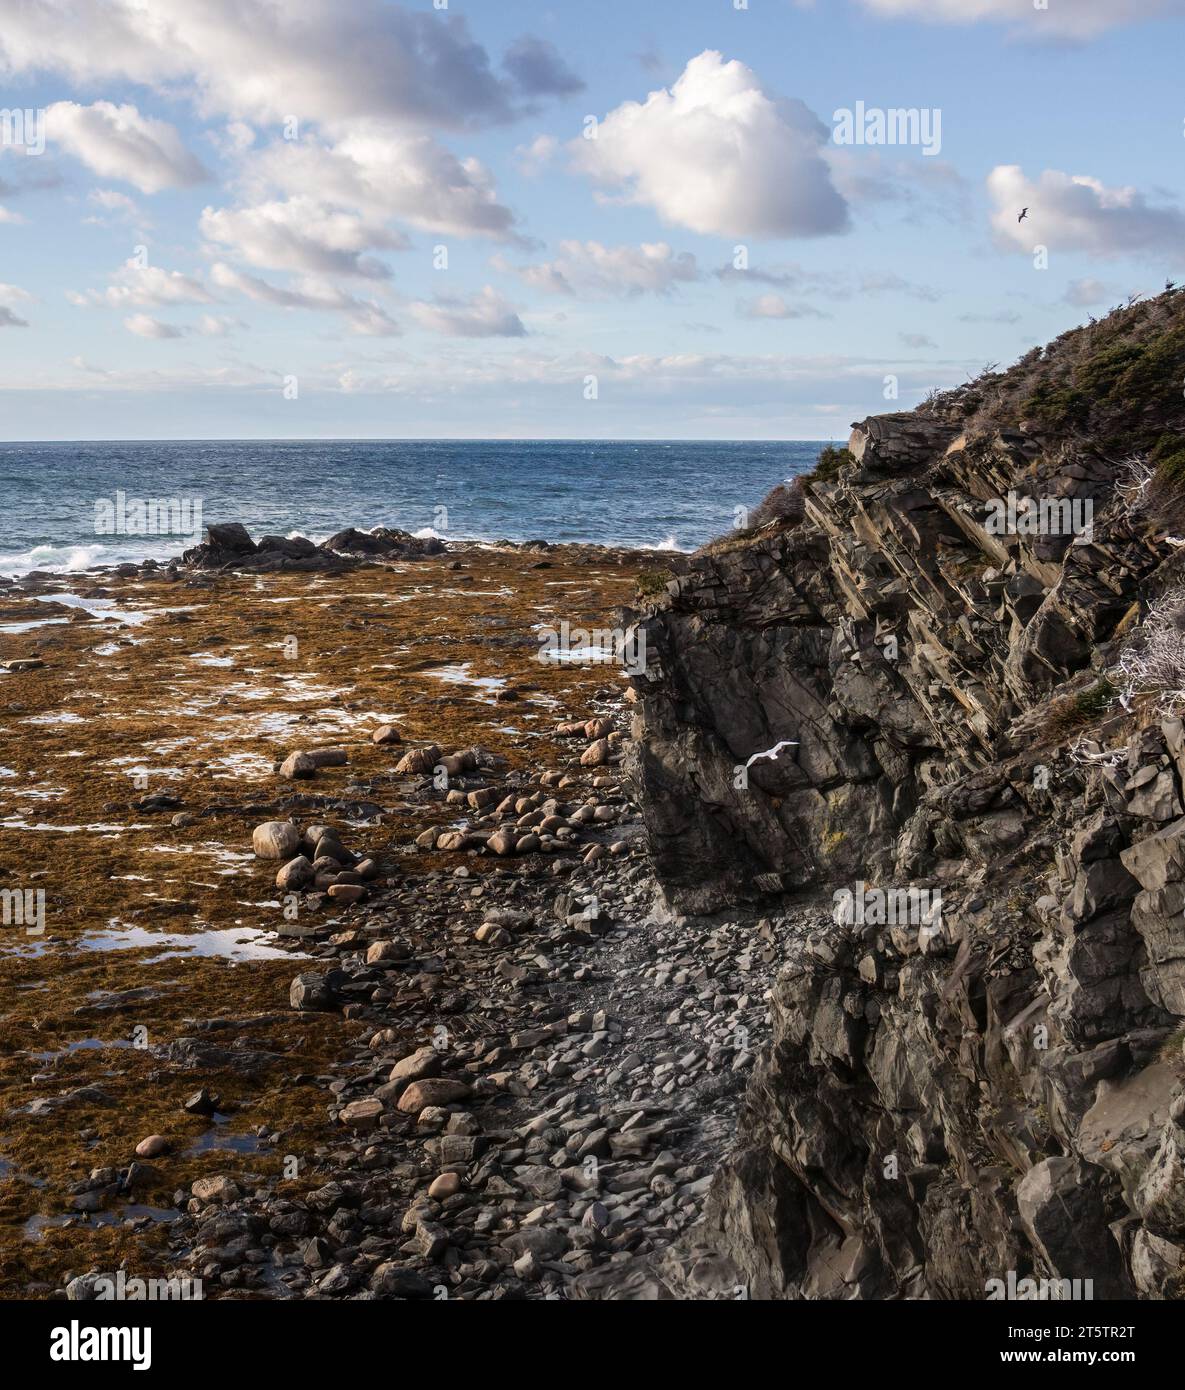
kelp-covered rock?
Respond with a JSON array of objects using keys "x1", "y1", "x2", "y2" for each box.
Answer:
[{"x1": 181, "y1": 522, "x2": 443, "y2": 572}]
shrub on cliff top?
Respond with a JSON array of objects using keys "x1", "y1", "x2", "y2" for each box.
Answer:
[
  {"x1": 938, "y1": 287, "x2": 1185, "y2": 460},
  {"x1": 808, "y1": 444, "x2": 853, "y2": 482},
  {"x1": 750, "y1": 478, "x2": 807, "y2": 529}
]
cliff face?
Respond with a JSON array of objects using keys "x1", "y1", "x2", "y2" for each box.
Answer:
[{"x1": 625, "y1": 293, "x2": 1185, "y2": 1298}]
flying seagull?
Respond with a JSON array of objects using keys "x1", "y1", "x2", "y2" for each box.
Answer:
[
  {"x1": 745, "y1": 740, "x2": 799, "y2": 768},
  {"x1": 1017, "y1": 207, "x2": 1029, "y2": 224}
]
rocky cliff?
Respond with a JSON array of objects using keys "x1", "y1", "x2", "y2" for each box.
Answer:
[{"x1": 623, "y1": 289, "x2": 1185, "y2": 1299}]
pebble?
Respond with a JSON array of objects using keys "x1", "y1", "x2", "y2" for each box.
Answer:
[
  {"x1": 428, "y1": 1172, "x2": 462, "y2": 1200},
  {"x1": 147, "y1": 705, "x2": 776, "y2": 1304}
]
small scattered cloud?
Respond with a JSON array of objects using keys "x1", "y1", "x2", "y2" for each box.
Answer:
[
  {"x1": 200, "y1": 197, "x2": 406, "y2": 279},
  {"x1": 69, "y1": 261, "x2": 214, "y2": 309},
  {"x1": 503, "y1": 36, "x2": 584, "y2": 97},
  {"x1": 0, "y1": 283, "x2": 32, "y2": 326},
  {"x1": 1062, "y1": 277, "x2": 1110, "y2": 307},
  {"x1": 47, "y1": 100, "x2": 209, "y2": 193},
  {"x1": 210, "y1": 262, "x2": 400, "y2": 336},
  {"x1": 410, "y1": 286, "x2": 526, "y2": 338},
  {"x1": 715, "y1": 260, "x2": 941, "y2": 302},
  {"x1": 124, "y1": 313, "x2": 184, "y2": 338},
  {"x1": 83, "y1": 188, "x2": 145, "y2": 227},
  {"x1": 958, "y1": 309, "x2": 1022, "y2": 324},
  {"x1": 829, "y1": 149, "x2": 973, "y2": 226},
  {"x1": 900, "y1": 332, "x2": 937, "y2": 349},
  {"x1": 738, "y1": 294, "x2": 830, "y2": 320},
  {"x1": 495, "y1": 241, "x2": 700, "y2": 298},
  {"x1": 514, "y1": 134, "x2": 559, "y2": 178},
  {"x1": 195, "y1": 314, "x2": 244, "y2": 337},
  {"x1": 855, "y1": 0, "x2": 1182, "y2": 39}
]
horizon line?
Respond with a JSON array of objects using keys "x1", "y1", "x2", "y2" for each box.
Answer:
[{"x1": 0, "y1": 435, "x2": 840, "y2": 446}]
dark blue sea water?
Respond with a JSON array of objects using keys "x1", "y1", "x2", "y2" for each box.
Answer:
[{"x1": 0, "y1": 439, "x2": 823, "y2": 574}]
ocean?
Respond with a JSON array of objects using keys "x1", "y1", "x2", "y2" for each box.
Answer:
[{"x1": 0, "y1": 439, "x2": 823, "y2": 575}]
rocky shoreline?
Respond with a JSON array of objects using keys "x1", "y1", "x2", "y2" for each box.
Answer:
[
  {"x1": 1, "y1": 525, "x2": 770, "y2": 1300},
  {"x1": 5, "y1": 289, "x2": 1185, "y2": 1304}
]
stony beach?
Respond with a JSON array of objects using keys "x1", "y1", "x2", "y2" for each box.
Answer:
[{"x1": 0, "y1": 525, "x2": 801, "y2": 1300}]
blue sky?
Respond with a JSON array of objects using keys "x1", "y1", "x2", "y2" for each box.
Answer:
[{"x1": 0, "y1": 0, "x2": 1182, "y2": 441}]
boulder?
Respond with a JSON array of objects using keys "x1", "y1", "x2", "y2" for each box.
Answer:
[
  {"x1": 290, "y1": 970, "x2": 347, "y2": 1012},
  {"x1": 396, "y1": 1078, "x2": 472, "y2": 1115},
  {"x1": 252, "y1": 821, "x2": 300, "y2": 860},
  {"x1": 275, "y1": 855, "x2": 314, "y2": 890},
  {"x1": 388, "y1": 1049, "x2": 442, "y2": 1085}
]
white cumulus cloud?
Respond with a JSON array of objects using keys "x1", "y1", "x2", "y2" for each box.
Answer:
[
  {"x1": 570, "y1": 50, "x2": 849, "y2": 239},
  {"x1": 987, "y1": 165, "x2": 1185, "y2": 259}
]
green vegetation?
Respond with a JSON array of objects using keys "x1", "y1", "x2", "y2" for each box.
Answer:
[
  {"x1": 1043, "y1": 677, "x2": 1117, "y2": 738},
  {"x1": 957, "y1": 290, "x2": 1185, "y2": 464},
  {"x1": 1151, "y1": 433, "x2": 1185, "y2": 487},
  {"x1": 808, "y1": 444, "x2": 853, "y2": 483},
  {"x1": 637, "y1": 569, "x2": 672, "y2": 598}
]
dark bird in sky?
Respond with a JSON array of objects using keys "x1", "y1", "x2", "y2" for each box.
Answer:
[{"x1": 1018, "y1": 207, "x2": 1029, "y2": 223}]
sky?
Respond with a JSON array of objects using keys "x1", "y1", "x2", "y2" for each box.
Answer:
[{"x1": 0, "y1": 0, "x2": 1183, "y2": 442}]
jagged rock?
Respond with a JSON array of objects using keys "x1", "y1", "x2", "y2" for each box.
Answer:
[
  {"x1": 289, "y1": 970, "x2": 347, "y2": 1012},
  {"x1": 183, "y1": 523, "x2": 258, "y2": 569},
  {"x1": 616, "y1": 306, "x2": 1185, "y2": 1301},
  {"x1": 1016, "y1": 1158, "x2": 1130, "y2": 1298},
  {"x1": 395, "y1": 745, "x2": 443, "y2": 775},
  {"x1": 1121, "y1": 818, "x2": 1185, "y2": 892},
  {"x1": 320, "y1": 526, "x2": 444, "y2": 559}
]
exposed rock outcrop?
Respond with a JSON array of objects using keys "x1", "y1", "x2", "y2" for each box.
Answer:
[
  {"x1": 622, "y1": 290, "x2": 1185, "y2": 1299},
  {"x1": 181, "y1": 523, "x2": 443, "y2": 572}
]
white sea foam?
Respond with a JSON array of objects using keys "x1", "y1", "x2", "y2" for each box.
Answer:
[{"x1": 0, "y1": 538, "x2": 185, "y2": 577}]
